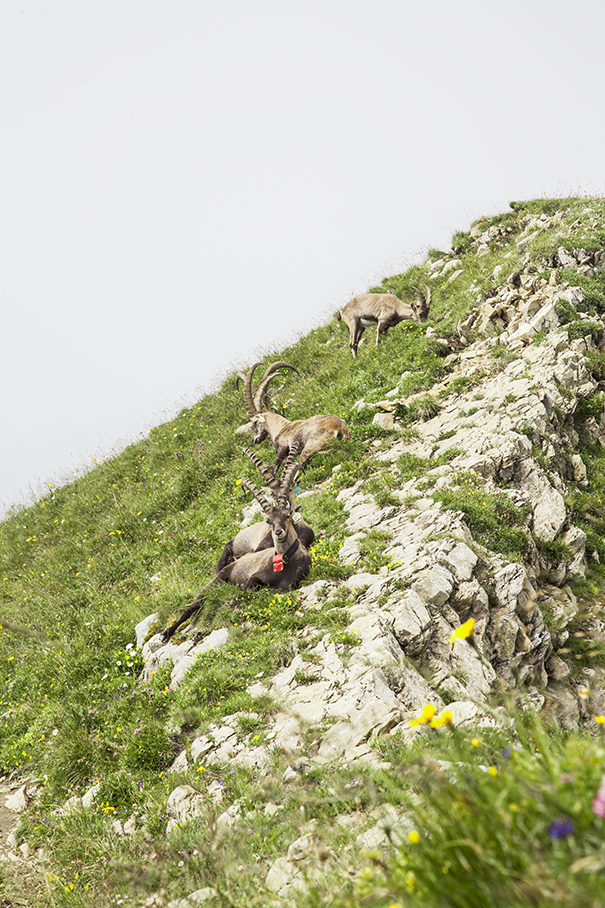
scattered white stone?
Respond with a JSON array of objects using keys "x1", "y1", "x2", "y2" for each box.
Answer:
[
  {"x1": 81, "y1": 783, "x2": 101, "y2": 809},
  {"x1": 5, "y1": 785, "x2": 27, "y2": 812}
]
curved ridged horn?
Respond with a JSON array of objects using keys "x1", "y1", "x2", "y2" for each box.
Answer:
[
  {"x1": 253, "y1": 362, "x2": 300, "y2": 412},
  {"x1": 242, "y1": 446, "x2": 275, "y2": 486},
  {"x1": 240, "y1": 477, "x2": 273, "y2": 514},
  {"x1": 243, "y1": 362, "x2": 265, "y2": 417},
  {"x1": 277, "y1": 440, "x2": 301, "y2": 479},
  {"x1": 280, "y1": 458, "x2": 301, "y2": 496},
  {"x1": 277, "y1": 441, "x2": 302, "y2": 481},
  {"x1": 413, "y1": 285, "x2": 432, "y2": 323}
]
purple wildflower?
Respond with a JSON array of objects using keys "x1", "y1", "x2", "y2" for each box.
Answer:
[{"x1": 548, "y1": 817, "x2": 574, "y2": 839}]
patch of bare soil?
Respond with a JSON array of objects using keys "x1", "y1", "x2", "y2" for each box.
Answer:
[{"x1": 0, "y1": 778, "x2": 44, "y2": 906}]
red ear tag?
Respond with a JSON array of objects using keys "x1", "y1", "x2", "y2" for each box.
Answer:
[{"x1": 272, "y1": 553, "x2": 284, "y2": 572}]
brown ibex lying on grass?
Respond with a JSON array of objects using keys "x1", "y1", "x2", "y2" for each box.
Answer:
[
  {"x1": 337, "y1": 285, "x2": 432, "y2": 357},
  {"x1": 241, "y1": 361, "x2": 350, "y2": 473},
  {"x1": 163, "y1": 475, "x2": 312, "y2": 641},
  {"x1": 215, "y1": 445, "x2": 315, "y2": 572}
]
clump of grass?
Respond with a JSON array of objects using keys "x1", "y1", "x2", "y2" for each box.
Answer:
[
  {"x1": 375, "y1": 718, "x2": 605, "y2": 908},
  {"x1": 357, "y1": 529, "x2": 392, "y2": 573},
  {"x1": 433, "y1": 482, "x2": 530, "y2": 558},
  {"x1": 365, "y1": 472, "x2": 400, "y2": 508}
]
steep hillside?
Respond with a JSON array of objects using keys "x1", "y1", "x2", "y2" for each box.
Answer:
[{"x1": 3, "y1": 197, "x2": 605, "y2": 906}]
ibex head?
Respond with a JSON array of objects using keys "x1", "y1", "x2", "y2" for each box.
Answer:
[
  {"x1": 412, "y1": 285, "x2": 432, "y2": 323},
  {"x1": 240, "y1": 477, "x2": 292, "y2": 543},
  {"x1": 241, "y1": 361, "x2": 299, "y2": 444}
]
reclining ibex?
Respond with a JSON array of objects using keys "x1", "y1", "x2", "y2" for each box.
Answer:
[
  {"x1": 163, "y1": 475, "x2": 312, "y2": 641},
  {"x1": 337, "y1": 285, "x2": 432, "y2": 357},
  {"x1": 215, "y1": 445, "x2": 315, "y2": 572},
  {"x1": 240, "y1": 361, "x2": 350, "y2": 473}
]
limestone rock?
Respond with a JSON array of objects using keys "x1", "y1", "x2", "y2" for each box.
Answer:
[
  {"x1": 389, "y1": 590, "x2": 432, "y2": 655},
  {"x1": 135, "y1": 612, "x2": 159, "y2": 649},
  {"x1": 166, "y1": 785, "x2": 204, "y2": 834},
  {"x1": 4, "y1": 785, "x2": 27, "y2": 812},
  {"x1": 412, "y1": 565, "x2": 454, "y2": 607}
]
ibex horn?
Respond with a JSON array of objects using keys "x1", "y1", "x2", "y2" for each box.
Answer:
[
  {"x1": 253, "y1": 362, "x2": 300, "y2": 413},
  {"x1": 240, "y1": 478, "x2": 273, "y2": 514},
  {"x1": 278, "y1": 440, "x2": 301, "y2": 478},
  {"x1": 243, "y1": 362, "x2": 265, "y2": 416},
  {"x1": 242, "y1": 446, "x2": 275, "y2": 486},
  {"x1": 280, "y1": 458, "x2": 302, "y2": 496}
]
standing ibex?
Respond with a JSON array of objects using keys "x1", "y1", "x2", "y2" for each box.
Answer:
[
  {"x1": 163, "y1": 475, "x2": 312, "y2": 641},
  {"x1": 215, "y1": 445, "x2": 315, "y2": 572},
  {"x1": 240, "y1": 362, "x2": 350, "y2": 473},
  {"x1": 337, "y1": 286, "x2": 432, "y2": 357}
]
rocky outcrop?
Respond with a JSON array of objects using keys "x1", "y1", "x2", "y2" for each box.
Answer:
[
  {"x1": 137, "y1": 253, "x2": 599, "y2": 776},
  {"x1": 128, "y1": 214, "x2": 605, "y2": 904}
]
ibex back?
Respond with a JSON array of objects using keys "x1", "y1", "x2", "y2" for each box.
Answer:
[
  {"x1": 239, "y1": 362, "x2": 350, "y2": 473},
  {"x1": 338, "y1": 286, "x2": 431, "y2": 357}
]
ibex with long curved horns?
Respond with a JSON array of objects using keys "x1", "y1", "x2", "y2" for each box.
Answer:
[
  {"x1": 215, "y1": 445, "x2": 315, "y2": 573},
  {"x1": 337, "y1": 285, "x2": 432, "y2": 357},
  {"x1": 163, "y1": 474, "x2": 312, "y2": 641},
  {"x1": 239, "y1": 362, "x2": 350, "y2": 473}
]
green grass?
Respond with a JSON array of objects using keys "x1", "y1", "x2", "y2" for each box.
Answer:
[
  {"x1": 323, "y1": 708, "x2": 605, "y2": 908},
  {"x1": 4, "y1": 195, "x2": 605, "y2": 905},
  {"x1": 433, "y1": 481, "x2": 531, "y2": 559}
]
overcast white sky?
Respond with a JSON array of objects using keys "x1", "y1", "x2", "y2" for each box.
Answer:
[{"x1": 2, "y1": 0, "x2": 604, "y2": 517}]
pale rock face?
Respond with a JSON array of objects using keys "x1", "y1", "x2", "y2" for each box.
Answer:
[
  {"x1": 165, "y1": 785, "x2": 205, "y2": 835},
  {"x1": 4, "y1": 785, "x2": 28, "y2": 812},
  {"x1": 389, "y1": 589, "x2": 432, "y2": 655},
  {"x1": 135, "y1": 612, "x2": 159, "y2": 649},
  {"x1": 373, "y1": 411, "x2": 394, "y2": 431},
  {"x1": 265, "y1": 833, "x2": 334, "y2": 895},
  {"x1": 440, "y1": 542, "x2": 478, "y2": 582},
  {"x1": 139, "y1": 623, "x2": 230, "y2": 687},
  {"x1": 81, "y1": 783, "x2": 101, "y2": 809}
]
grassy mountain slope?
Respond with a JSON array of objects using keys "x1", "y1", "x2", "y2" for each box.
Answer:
[{"x1": 3, "y1": 197, "x2": 605, "y2": 905}]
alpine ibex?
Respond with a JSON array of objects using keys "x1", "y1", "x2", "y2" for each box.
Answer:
[
  {"x1": 163, "y1": 476, "x2": 312, "y2": 641},
  {"x1": 215, "y1": 445, "x2": 315, "y2": 573},
  {"x1": 337, "y1": 286, "x2": 432, "y2": 357},
  {"x1": 240, "y1": 362, "x2": 350, "y2": 473}
]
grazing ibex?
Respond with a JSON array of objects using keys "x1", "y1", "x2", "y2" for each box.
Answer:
[
  {"x1": 240, "y1": 362, "x2": 350, "y2": 473},
  {"x1": 337, "y1": 285, "x2": 432, "y2": 357},
  {"x1": 163, "y1": 476, "x2": 312, "y2": 641},
  {"x1": 215, "y1": 446, "x2": 315, "y2": 573}
]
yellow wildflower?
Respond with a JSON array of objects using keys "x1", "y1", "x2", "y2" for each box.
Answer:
[
  {"x1": 408, "y1": 830, "x2": 420, "y2": 844},
  {"x1": 409, "y1": 703, "x2": 436, "y2": 727},
  {"x1": 449, "y1": 618, "x2": 475, "y2": 645},
  {"x1": 595, "y1": 715, "x2": 605, "y2": 725},
  {"x1": 430, "y1": 709, "x2": 453, "y2": 728}
]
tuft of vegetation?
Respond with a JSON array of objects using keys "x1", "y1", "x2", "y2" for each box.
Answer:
[{"x1": 433, "y1": 477, "x2": 531, "y2": 559}]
